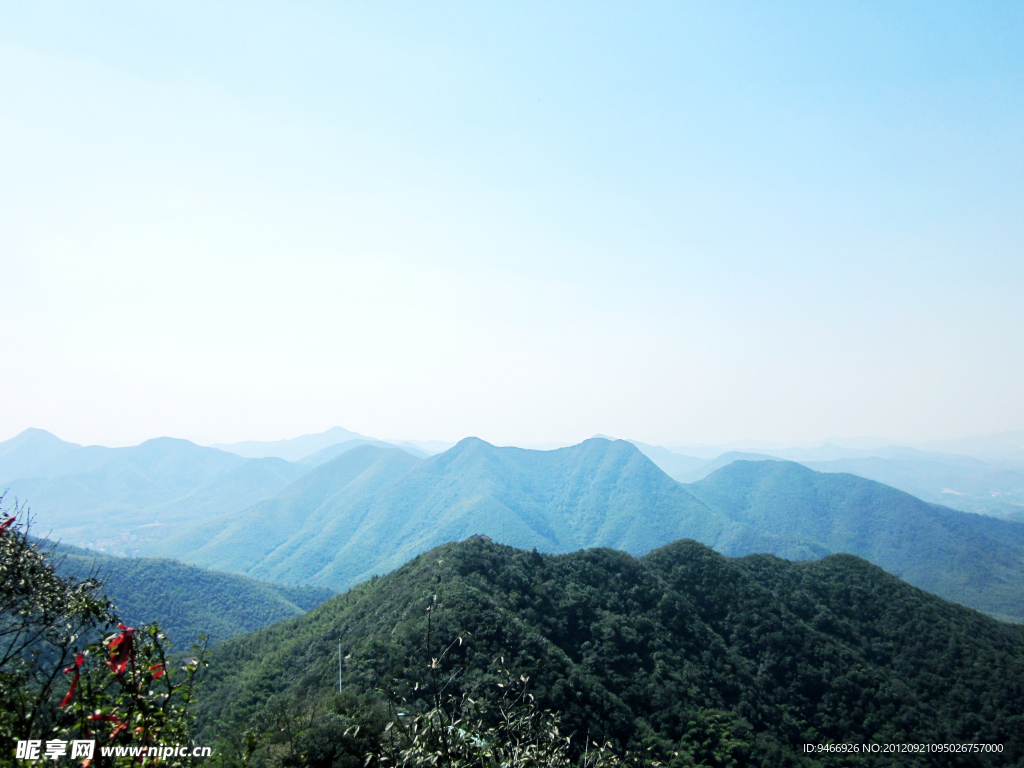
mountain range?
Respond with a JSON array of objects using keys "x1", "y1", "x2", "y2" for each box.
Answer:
[
  {"x1": 634, "y1": 442, "x2": 1024, "y2": 518},
  {"x1": 195, "y1": 537, "x2": 1024, "y2": 766},
  {"x1": 142, "y1": 438, "x2": 731, "y2": 589},
  {"x1": 138, "y1": 437, "x2": 1024, "y2": 622},
  {"x1": 4, "y1": 427, "x2": 1024, "y2": 621},
  {"x1": 0, "y1": 429, "x2": 422, "y2": 552}
]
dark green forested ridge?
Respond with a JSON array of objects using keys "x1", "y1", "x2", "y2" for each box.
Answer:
[
  {"x1": 196, "y1": 538, "x2": 1024, "y2": 767},
  {"x1": 50, "y1": 542, "x2": 334, "y2": 645}
]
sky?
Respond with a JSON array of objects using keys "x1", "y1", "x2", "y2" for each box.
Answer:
[{"x1": 1, "y1": 1, "x2": 1022, "y2": 448}]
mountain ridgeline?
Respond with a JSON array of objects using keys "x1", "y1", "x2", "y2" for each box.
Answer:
[
  {"x1": 0, "y1": 428, "x2": 419, "y2": 553},
  {"x1": 145, "y1": 438, "x2": 735, "y2": 589},
  {"x1": 145, "y1": 438, "x2": 1024, "y2": 622},
  {"x1": 197, "y1": 538, "x2": 1024, "y2": 767}
]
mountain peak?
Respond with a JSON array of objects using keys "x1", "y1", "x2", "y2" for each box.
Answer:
[
  {"x1": 0, "y1": 428, "x2": 78, "y2": 452},
  {"x1": 0, "y1": 428, "x2": 83, "y2": 483}
]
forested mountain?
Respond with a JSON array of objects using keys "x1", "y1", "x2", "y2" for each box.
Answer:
[
  {"x1": 638, "y1": 440, "x2": 1024, "y2": 520},
  {"x1": 197, "y1": 538, "x2": 1024, "y2": 767},
  {"x1": 50, "y1": 542, "x2": 334, "y2": 644},
  {"x1": 7, "y1": 429, "x2": 1024, "y2": 620},
  {"x1": 145, "y1": 456, "x2": 310, "y2": 530},
  {"x1": 145, "y1": 439, "x2": 1024, "y2": 621},
  {"x1": 143, "y1": 439, "x2": 748, "y2": 590},
  {"x1": 688, "y1": 460, "x2": 1024, "y2": 622},
  {"x1": 0, "y1": 428, "x2": 426, "y2": 553}
]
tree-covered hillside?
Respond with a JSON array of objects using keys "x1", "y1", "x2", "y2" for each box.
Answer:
[
  {"x1": 52, "y1": 543, "x2": 334, "y2": 644},
  {"x1": 689, "y1": 460, "x2": 1024, "y2": 622},
  {"x1": 143, "y1": 439, "x2": 746, "y2": 589},
  {"x1": 196, "y1": 538, "x2": 1024, "y2": 767}
]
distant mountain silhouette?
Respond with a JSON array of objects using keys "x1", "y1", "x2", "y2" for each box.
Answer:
[
  {"x1": 0, "y1": 428, "x2": 81, "y2": 480},
  {"x1": 296, "y1": 437, "x2": 428, "y2": 465},
  {"x1": 0, "y1": 434, "x2": 253, "y2": 550},
  {"x1": 210, "y1": 426, "x2": 368, "y2": 461},
  {"x1": 627, "y1": 441, "x2": 707, "y2": 479},
  {"x1": 800, "y1": 454, "x2": 1024, "y2": 517}
]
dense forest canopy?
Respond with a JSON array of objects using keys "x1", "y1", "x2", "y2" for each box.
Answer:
[{"x1": 196, "y1": 538, "x2": 1024, "y2": 767}]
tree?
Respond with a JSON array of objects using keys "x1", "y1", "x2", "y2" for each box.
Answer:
[{"x1": 1, "y1": 497, "x2": 207, "y2": 766}]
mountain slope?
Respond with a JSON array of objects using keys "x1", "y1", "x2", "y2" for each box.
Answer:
[
  {"x1": 5, "y1": 437, "x2": 245, "y2": 519},
  {"x1": 149, "y1": 439, "x2": 743, "y2": 590},
  {"x1": 689, "y1": 460, "x2": 1024, "y2": 621},
  {"x1": 147, "y1": 456, "x2": 310, "y2": 526},
  {"x1": 627, "y1": 441, "x2": 707, "y2": 480},
  {"x1": 801, "y1": 455, "x2": 1024, "y2": 517},
  {"x1": 51, "y1": 543, "x2": 334, "y2": 645},
  {"x1": 197, "y1": 538, "x2": 1024, "y2": 766},
  {"x1": 1, "y1": 438, "x2": 316, "y2": 553}
]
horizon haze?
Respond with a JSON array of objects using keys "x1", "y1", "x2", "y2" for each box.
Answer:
[{"x1": 2, "y1": 2, "x2": 1022, "y2": 448}]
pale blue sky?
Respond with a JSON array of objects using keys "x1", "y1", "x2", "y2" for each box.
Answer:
[{"x1": 1, "y1": 2, "x2": 1022, "y2": 447}]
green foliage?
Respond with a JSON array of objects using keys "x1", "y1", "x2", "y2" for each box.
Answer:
[
  {"x1": 194, "y1": 538, "x2": 1024, "y2": 767},
  {"x1": 52, "y1": 543, "x2": 334, "y2": 644},
  {"x1": 1, "y1": 502, "x2": 207, "y2": 766},
  {"x1": 0, "y1": 502, "x2": 110, "y2": 737},
  {"x1": 57, "y1": 624, "x2": 208, "y2": 767},
  {"x1": 207, "y1": 598, "x2": 629, "y2": 768},
  {"x1": 376, "y1": 669, "x2": 625, "y2": 768}
]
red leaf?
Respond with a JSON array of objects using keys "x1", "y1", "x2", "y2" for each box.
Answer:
[
  {"x1": 106, "y1": 626, "x2": 135, "y2": 674},
  {"x1": 59, "y1": 653, "x2": 84, "y2": 708},
  {"x1": 0, "y1": 516, "x2": 14, "y2": 533}
]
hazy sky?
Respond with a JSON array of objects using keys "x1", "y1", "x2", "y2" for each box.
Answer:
[{"x1": 2, "y1": 2, "x2": 1022, "y2": 448}]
